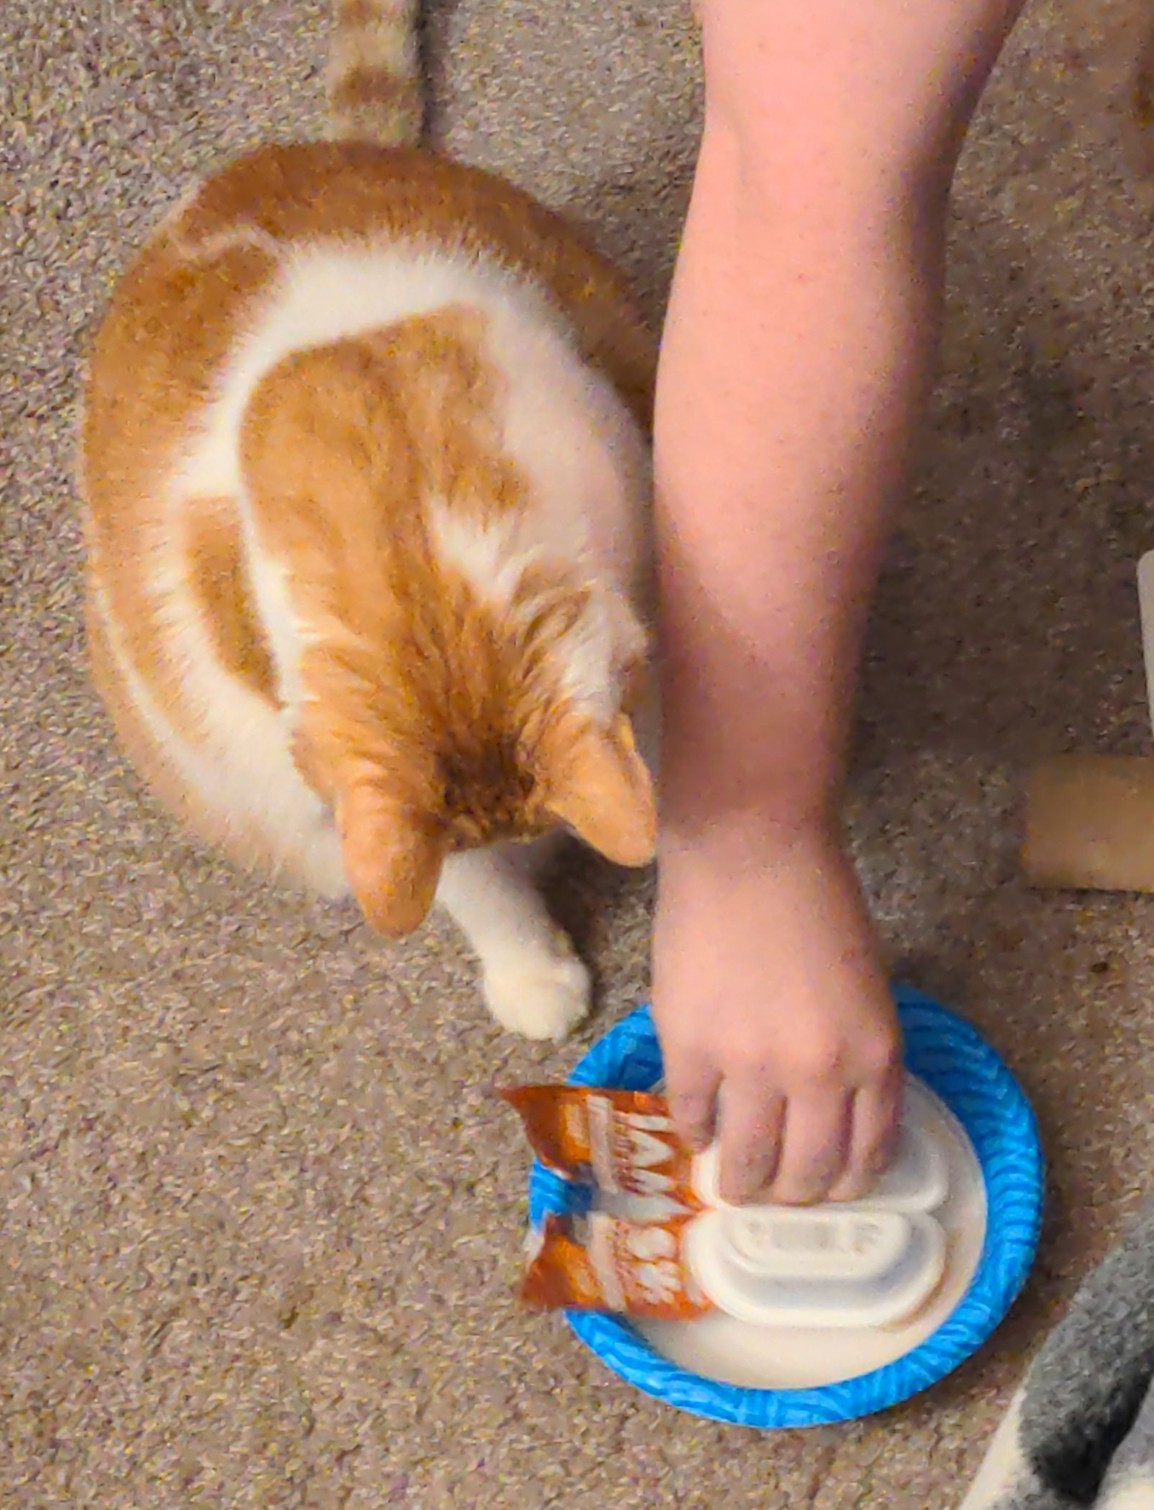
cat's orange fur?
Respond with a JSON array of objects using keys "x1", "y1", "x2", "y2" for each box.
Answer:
[{"x1": 81, "y1": 5, "x2": 658, "y2": 1038}]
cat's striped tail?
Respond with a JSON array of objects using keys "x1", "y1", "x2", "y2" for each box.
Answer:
[{"x1": 325, "y1": 0, "x2": 426, "y2": 149}]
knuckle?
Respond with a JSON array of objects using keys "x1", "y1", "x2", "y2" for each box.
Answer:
[
  {"x1": 773, "y1": 1175, "x2": 828, "y2": 1207},
  {"x1": 667, "y1": 1085, "x2": 719, "y2": 1149},
  {"x1": 667, "y1": 1078, "x2": 708, "y2": 1106},
  {"x1": 829, "y1": 1176, "x2": 867, "y2": 1204},
  {"x1": 788, "y1": 1028, "x2": 899, "y2": 1087},
  {"x1": 663, "y1": 1056, "x2": 715, "y2": 1102},
  {"x1": 857, "y1": 1032, "x2": 902, "y2": 1081},
  {"x1": 787, "y1": 1035, "x2": 848, "y2": 1084},
  {"x1": 661, "y1": 1026, "x2": 714, "y2": 1072},
  {"x1": 674, "y1": 1108, "x2": 713, "y2": 1143}
]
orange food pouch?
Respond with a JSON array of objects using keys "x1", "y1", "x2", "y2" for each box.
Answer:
[
  {"x1": 519, "y1": 1212, "x2": 715, "y2": 1319},
  {"x1": 500, "y1": 1085, "x2": 703, "y2": 1211}
]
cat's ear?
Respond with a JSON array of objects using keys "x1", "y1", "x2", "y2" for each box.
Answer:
[
  {"x1": 540, "y1": 714, "x2": 656, "y2": 867},
  {"x1": 337, "y1": 780, "x2": 445, "y2": 937}
]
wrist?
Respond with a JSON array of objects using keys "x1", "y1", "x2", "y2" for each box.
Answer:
[
  {"x1": 658, "y1": 797, "x2": 844, "y2": 870},
  {"x1": 657, "y1": 730, "x2": 847, "y2": 854},
  {"x1": 655, "y1": 630, "x2": 861, "y2": 845}
]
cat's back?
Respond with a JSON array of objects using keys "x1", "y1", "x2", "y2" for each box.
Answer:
[
  {"x1": 84, "y1": 143, "x2": 651, "y2": 506},
  {"x1": 83, "y1": 141, "x2": 655, "y2": 624}
]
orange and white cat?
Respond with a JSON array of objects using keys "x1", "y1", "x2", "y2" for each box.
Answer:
[{"x1": 81, "y1": 0, "x2": 658, "y2": 1040}]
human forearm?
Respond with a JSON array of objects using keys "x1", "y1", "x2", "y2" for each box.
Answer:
[
  {"x1": 655, "y1": 143, "x2": 941, "y2": 832},
  {"x1": 655, "y1": 0, "x2": 1023, "y2": 838}
]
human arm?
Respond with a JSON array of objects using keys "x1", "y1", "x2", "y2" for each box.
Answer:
[{"x1": 652, "y1": 0, "x2": 1024, "y2": 1204}]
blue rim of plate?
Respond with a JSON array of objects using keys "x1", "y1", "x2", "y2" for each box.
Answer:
[{"x1": 527, "y1": 983, "x2": 1045, "y2": 1428}]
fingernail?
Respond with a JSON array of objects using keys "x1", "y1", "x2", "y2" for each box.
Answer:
[
  {"x1": 771, "y1": 1181, "x2": 821, "y2": 1208},
  {"x1": 720, "y1": 1174, "x2": 755, "y2": 1205},
  {"x1": 828, "y1": 1176, "x2": 865, "y2": 1205}
]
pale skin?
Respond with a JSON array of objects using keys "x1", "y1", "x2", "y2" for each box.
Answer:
[{"x1": 653, "y1": 0, "x2": 1026, "y2": 1204}]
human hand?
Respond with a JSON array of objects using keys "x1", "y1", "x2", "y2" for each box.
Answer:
[{"x1": 652, "y1": 817, "x2": 902, "y2": 1206}]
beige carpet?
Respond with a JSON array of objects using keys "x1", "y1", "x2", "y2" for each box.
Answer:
[{"x1": 5, "y1": 1, "x2": 1154, "y2": 1504}]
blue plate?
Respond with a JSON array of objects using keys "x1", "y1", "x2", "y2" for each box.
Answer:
[{"x1": 527, "y1": 984, "x2": 1045, "y2": 1428}]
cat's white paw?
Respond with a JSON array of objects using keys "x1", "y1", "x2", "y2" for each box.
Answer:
[{"x1": 482, "y1": 942, "x2": 592, "y2": 1042}]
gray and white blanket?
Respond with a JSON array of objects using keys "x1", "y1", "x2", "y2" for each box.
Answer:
[{"x1": 962, "y1": 1203, "x2": 1154, "y2": 1509}]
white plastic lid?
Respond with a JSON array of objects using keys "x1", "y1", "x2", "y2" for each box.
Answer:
[{"x1": 685, "y1": 1205, "x2": 947, "y2": 1330}]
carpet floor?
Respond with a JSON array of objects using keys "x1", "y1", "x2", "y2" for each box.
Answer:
[{"x1": 4, "y1": 1, "x2": 1154, "y2": 1504}]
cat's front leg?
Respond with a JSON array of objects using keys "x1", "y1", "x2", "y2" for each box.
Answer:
[{"x1": 435, "y1": 843, "x2": 591, "y2": 1042}]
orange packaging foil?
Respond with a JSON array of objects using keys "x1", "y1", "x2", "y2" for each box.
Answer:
[
  {"x1": 499, "y1": 1085, "x2": 704, "y2": 1211},
  {"x1": 520, "y1": 1212, "x2": 715, "y2": 1319}
]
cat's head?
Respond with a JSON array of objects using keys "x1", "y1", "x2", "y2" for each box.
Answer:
[
  {"x1": 242, "y1": 311, "x2": 657, "y2": 937},
  {"x1": 295, "y1": 560, "x2": 656, "y2": 937}
]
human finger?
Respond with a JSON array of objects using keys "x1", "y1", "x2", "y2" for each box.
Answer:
[
  {"x1": 663, "y1": 1048, "x2": 723, "y2": 1153},
  {"x1": 716, "y1": 1081, "x2": 786, "y2": 1204},
  {"x1": 826, "y1": 1069, "x2": 903, "y2": 1204},
  {"x1": 769, "y1": 1087, "x2": 853, "y2": 1206}
]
